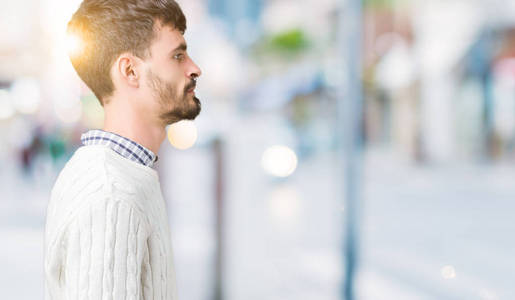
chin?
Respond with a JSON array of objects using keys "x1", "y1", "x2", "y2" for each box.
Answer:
[
  {"x1": 190, "y1": 96, "x2": 201, "y2": 116},
  {"x1": 162, "y1": 104, "x2": 201, "y2": 125}
]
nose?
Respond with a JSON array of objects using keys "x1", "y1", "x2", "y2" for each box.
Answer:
[{"x1": 187, "y1": 58, "x2": 202, "y2": 79}]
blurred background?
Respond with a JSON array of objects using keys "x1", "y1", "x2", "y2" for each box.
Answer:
[{"x1": 1, "y1": 0, "x2": 514, "y2": 299}]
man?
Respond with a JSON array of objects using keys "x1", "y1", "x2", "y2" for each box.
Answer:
[{"x1": 44, "y1": 0, "x2": 202, "y2": 299}]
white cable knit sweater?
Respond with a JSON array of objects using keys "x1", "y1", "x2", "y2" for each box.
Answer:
[{"x1": 44, "y1": 145, "x2": 178, "y2": 300}]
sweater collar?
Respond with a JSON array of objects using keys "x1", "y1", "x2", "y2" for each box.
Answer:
[{"x1": 80, "y1": 129, "x2": 158, "y2": 168}]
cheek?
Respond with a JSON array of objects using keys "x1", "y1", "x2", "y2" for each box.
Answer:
[
  {"x1": 167, "y1": 72, "x2": 184, "y2": 89},
  {"x1": 155, "y1": 61, "x2": 183, "y2": 81}
]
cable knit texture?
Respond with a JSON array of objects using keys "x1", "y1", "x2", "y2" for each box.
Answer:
[{"x1": 44, "y1": 145, "x2": 178, "y2": 300}]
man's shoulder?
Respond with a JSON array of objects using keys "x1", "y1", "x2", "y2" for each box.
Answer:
[
  {"x1": 50, "y1": 145, "x2": 154, "y2": 210},
  {"x1": 48, "y1": 144, "x2": 157, "y2": 216},
  {"x1": 46, "y1": 146, "x2": 151, "y2": 238},
  {"x1": 51, "y1": 145, "x2": 148, "y2": 198},
  {"x1": 51, "y1": 146, "x2": 108, "y2": 192}
]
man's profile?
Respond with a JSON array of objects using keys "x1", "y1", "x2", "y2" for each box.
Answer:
[{"x1": 44, "y1": 0, "x2": 202, "y2": 299}]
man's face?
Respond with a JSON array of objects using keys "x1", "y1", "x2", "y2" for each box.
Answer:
[{"x1": 142, "y1": 24, "x2": 202, "y2": 125}]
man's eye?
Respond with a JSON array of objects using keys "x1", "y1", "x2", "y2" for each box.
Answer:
[{"x1": 174, "y1": 53, "x2": 184, "y2": 61}]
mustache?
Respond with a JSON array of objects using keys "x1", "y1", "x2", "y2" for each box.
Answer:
[{"x1": 184, "y1": 80, "x2": 196, "y2": 93}]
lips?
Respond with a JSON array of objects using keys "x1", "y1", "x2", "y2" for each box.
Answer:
[{"x1": 185, "y1": 80, "x2": 196, "y2": 94}]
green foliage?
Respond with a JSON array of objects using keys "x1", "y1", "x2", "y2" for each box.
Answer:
[
  {"x1": 269, "y1": 29, "x2": 310, "y2": 52},
  {"x1": 363, "y1": 0, "x2": 402, "y2": 9}
]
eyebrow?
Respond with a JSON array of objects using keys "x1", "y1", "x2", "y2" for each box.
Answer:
[{"x1": 170, "y1": 43, "x2": 187, "y2": 54}]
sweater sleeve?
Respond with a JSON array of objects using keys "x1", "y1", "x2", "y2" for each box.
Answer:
[{"x1": 63, "y1": 196, "x2": 150, "y2": 300}]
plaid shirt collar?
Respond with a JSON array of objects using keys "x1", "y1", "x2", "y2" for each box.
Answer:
[{"x1": 80, "y1": 129, "x2": 158, "y2": 168}]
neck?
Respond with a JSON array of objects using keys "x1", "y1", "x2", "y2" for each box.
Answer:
[{"x1": 102, "y1": 105, "x2": 166, "y2": 156}]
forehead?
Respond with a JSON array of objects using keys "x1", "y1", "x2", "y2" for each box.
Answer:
[{"x1": 149, "y1": 23, "x2": 185, "y2": 56}]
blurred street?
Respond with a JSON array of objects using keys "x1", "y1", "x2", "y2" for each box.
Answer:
[{"x1": 1, "y1": 0, "x2": 515, "y2": 299}]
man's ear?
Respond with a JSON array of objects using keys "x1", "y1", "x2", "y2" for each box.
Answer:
[{"x1": 115, "y1": 53, "x2": 142, "y2": 88}]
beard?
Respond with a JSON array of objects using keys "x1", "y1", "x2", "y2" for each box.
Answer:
[{"x1": 146, "y1": 69, "x2": 201, "y2": 125}]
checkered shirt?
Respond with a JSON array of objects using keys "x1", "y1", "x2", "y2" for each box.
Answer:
[{"x1": 80, "y1": 129, "x2": 158, "y2": 168}]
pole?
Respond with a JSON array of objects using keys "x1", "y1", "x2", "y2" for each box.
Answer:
[
  {"x1": 213, "y1": 137, "x2": 225, "y2": 300},
  {"x1": 338, "y1": 0, "x2": 363, "y2": 299}
]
